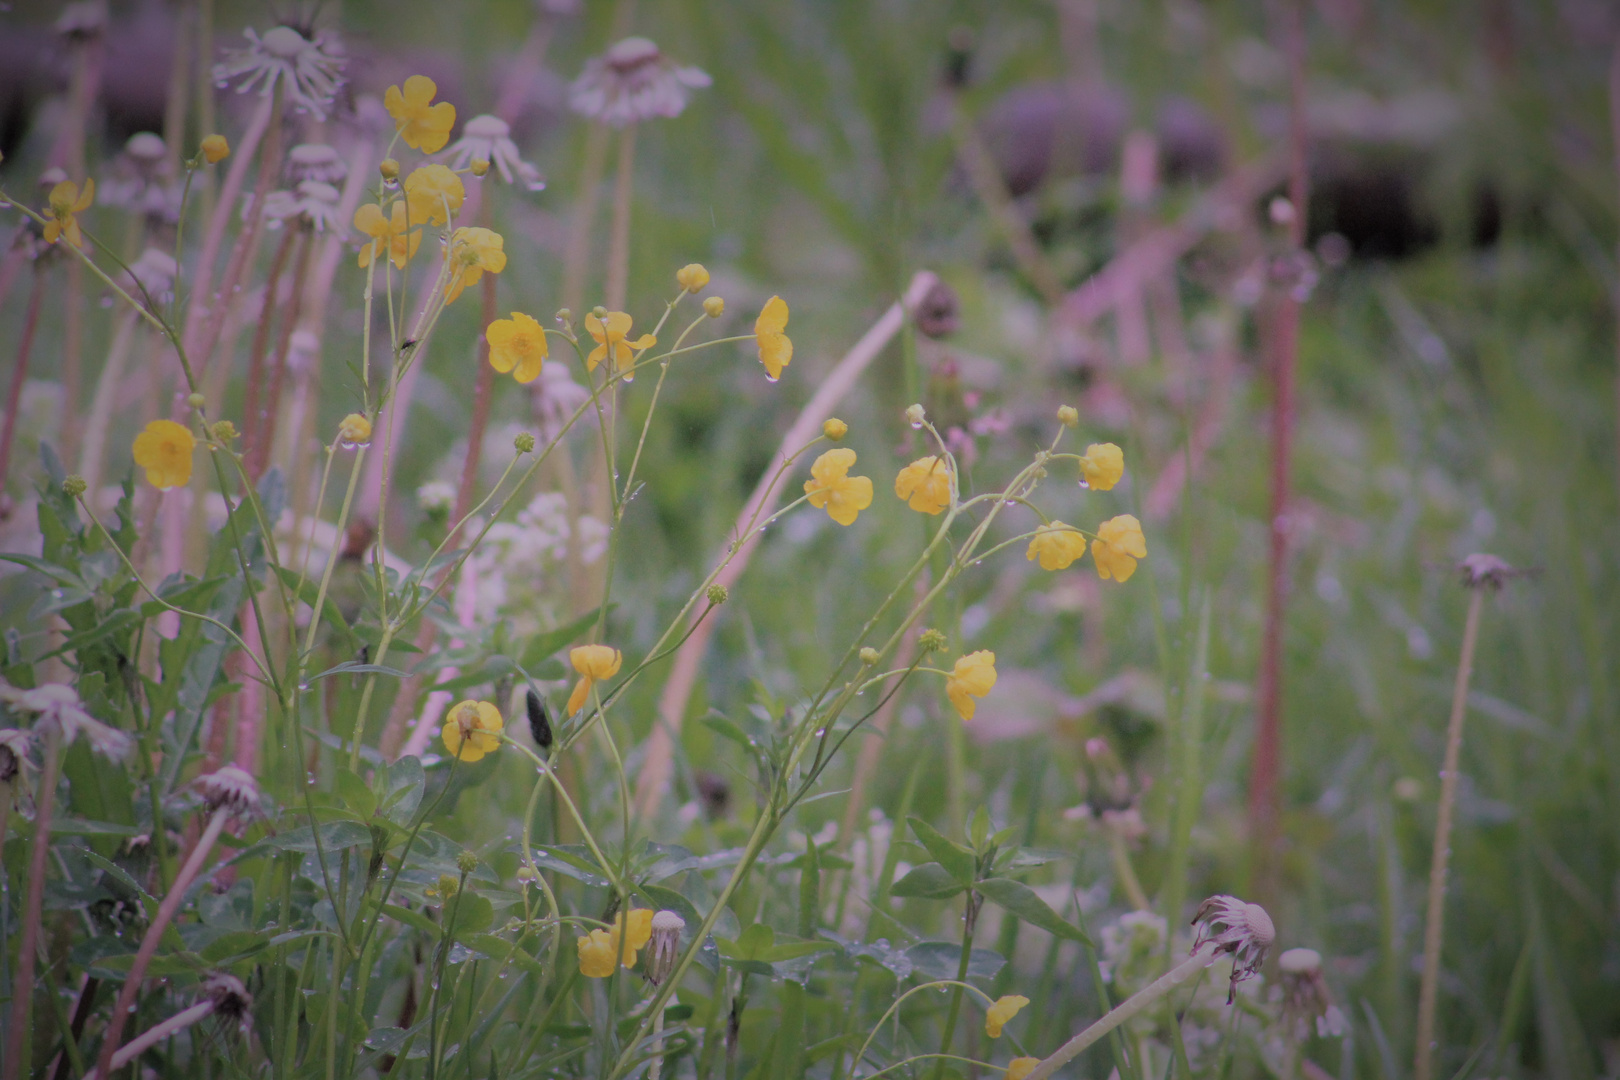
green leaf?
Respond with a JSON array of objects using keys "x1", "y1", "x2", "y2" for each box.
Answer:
[
  {"x1": 379, "y1": 756, "x2": 425, "y2": 825},
  {"x1": 449, "y1": 893, "x2": 495, "y2": 937},
  {"x1": 970, "y1": 806, "x2": 991, "y2": 850},
  {"x1": 50, "y1": 818, "x2": 140, "y2": 837},
  {"x1": 272, "y1": 565, "x2": 358, "y2": 650},
  {"x1": 379, "y1": 903, "x2": 440, "y2": 937},
  {"x1": 737, "y1": 922, "x2": 775, "y2": 959},
  {"x1": 908, "y1": 817, "x2": 976, "y2": 883},
  {"x1": 975, "y1": 878, "x2": 1091, "y2": 945},
  {"x1": 335, "y1": 767, "x2": 377, "y2": 819},
  {"x1": 267, "y1": 820, "x2": 373, "y2": 852},
  {"x1": 198, "y1": 929, "x2": 271, "y2": 965},
  {"x1": 759, "y1": 939, "x2": 839, "y2": 962},
  {"x1": 465, "y1": 934, "x2": 546, "y2": 978},
  {"x1": 889, "y1": 863, "x2": 966, "y2": 900},
  {"x1": 904, "y1": 941, "x2": 1006, "y2": 980},
  {"x1": 310, "y1": 661, "x2": 409, "y2": 682},
  {"x1": 519, "y1": 607, "x2": 608, "y2": 670}
]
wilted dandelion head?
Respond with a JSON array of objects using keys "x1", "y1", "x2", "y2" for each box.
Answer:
[
  {"x1": 645, "y1": 909, "x2": 686, "y2": 985},
  {"x1": 195, "y1": 765, "x2": 262, "y2": 823},
  {"x1": 0, "y1": 681, "x2": 132, "y2": 760},
  {"x1": 1277, "y1": 947, "x2": 1347, "y2": 1040},
  {"x1": 123, "y1": 248, "x2": 180, "y2": 305},
  {"x1": 569, "y1": 37, "x2": 711, "y2": 126},
  {"x1": 263, "y1": 180, "x2": 343, "y2": 232},
  {"x1": 1191, "y1": 894, "x2": 1275, "y2": 1003},
  {"x1": 446, "y1": 115, "x2": 545, "y2": 191},
  {"x1": 214, "y1": 25, "x2": 346, "y2": 120},
  {"x1": 285, "y1": 144, "x2": 348, "y2": 184}
]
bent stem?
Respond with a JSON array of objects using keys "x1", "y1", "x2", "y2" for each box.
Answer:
[
  {"x1": 93, "y1": 811, "x2": 229, "y2": 1080},
  {"x1": 80, "y1": 998, "x2": 218, "y2": 1080},
  {"x1": 1413, "y1": 586, "x2": 1486, "y2": 1080},
  {"x1": 1023, "y1": 947, "x2": 1217, "y2": 1080}
]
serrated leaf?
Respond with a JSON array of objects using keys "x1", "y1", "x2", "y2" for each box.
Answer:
[
  {"x1": 908, "y1": 818, "x2": 976, "y2": 883},
  {"x1": 889, "y1": 863, "x2": 966, "y2": 900},
  {"x1": 975, "y1": 877, "x2": 1090, "y2": 944}
]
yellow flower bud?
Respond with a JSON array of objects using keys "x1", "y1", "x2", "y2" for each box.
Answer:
[
  {"x1": 905, "y1": 403, "x2": 926, "y2": 427},
  {"x1": 470, "y1": 158, "x2": 490, "y2": 177},
  {"x1": 514, "y1": 432, "x2": 536, "y2": 453},
  {"x1": 822, "y1": 417, "x2": 849, "y2": 441},
  {"x1": 187, "y1": 392, "x2": 206, "y2": 409},
  {"x1": 379, "y1": 158, "x2": 401, "y2": 182},
  {"x1": 676, "y1": 263, "x2": 710, "y2": 294},
  {"x1": 1057, "y1": 404, "x2": 1079, "y2": 428},
  {"x1": 200, "y1": 134, "x2": 230, "y2": 164},
  {"x1": 337, "y1": 413, "x2": 373, "y2": 447},
  {"x1": 703, "y1": 296, "x2": 725, "y2": 318},
  {"x1": 859, "y1": 647, "x2": 879, "y2": 665}
]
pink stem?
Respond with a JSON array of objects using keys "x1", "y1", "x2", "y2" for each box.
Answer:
[
  {"x1": 0, "y1": 270, "x2": 45, "y2": 495},
  {"x1": 93, "y1": 813, "x2": 228, "y2": 1080},
  {"x1": 82, "y1": 998, "x2": 216, "y2": 1080},
  {"x1": 2, "y1": 730, "x2": 60, "y2": 1080}
]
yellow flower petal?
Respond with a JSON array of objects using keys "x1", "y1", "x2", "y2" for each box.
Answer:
[
  {"x1": 1078, "y1": 442, "x2": 1124, "y2": 491},
  {"x1": 440, "y1": 700, "x2": 504, "y2": 764},
  {"x1": 1092, "y1": 514, "x2": 1146, "y2": 583},
  {"x1": 985, "y1": 995, "x2": 1029, "y2": 1038},
  {"x1": 577, "y1": 929, "x2": 618, "y2": 978},
  {"x1": 894, "y1": 456, "x2": 952, "y2": 515},
  {"x1": 570, "y1": 645, "x2": 623, "y2": 681},
  {"x1": 487, "y1": 312, "x2": 548, "y2": 384},
  {"x1": 1026, "y1": 521, "x2": 1087, "y2": 572},
  {"x1": 755, "y1": 296, "x2": 792, "y2": 381},
  {"x1": 804, "y1": 448, "x2": 873, "y2": 526},
  {"x1": 1006, "y1": 1058, "x2": 1041, "y2": 1080},
  {"x1": 131, "y1": 419, "x2": 197, "y2": 491},
  {"x1": 945, "y1": 651, "x2": 997, "y2": 721}
]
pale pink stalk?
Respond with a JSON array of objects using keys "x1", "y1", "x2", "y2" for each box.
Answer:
[
  {"x1": 0, "y1": 271, "x2": 45, "y2": 497},
  {"x1": 400, "y1": 550, "x2": 481, "y2": 759},
  {"x1": 93, "y1": 812, "x2": 228, "y2": 1079},
  {"x1": 632, "y1": 271, "x2": 939, "y2": 816},
  {"x1": 156, "y1": 490, "x2": 188, "y2": 638},
  {"x1": 80, "y1": 998, "x2": 217, "y2": 1080},
  {"x1": 76, "y1": 309, "x2": 140, "y2": 497},
  {"x1": 2, "y1": 730, "x2": 61, "y2": 1080}
]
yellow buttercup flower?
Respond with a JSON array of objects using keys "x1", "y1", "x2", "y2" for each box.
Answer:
[
  {"x1": 384, "y1": 74, "x2": 458, "y2": 154},
  {"x1": 754, "y1": 295, "x2": 792, "y2": 381},
  {"x1": 43, "y1": 179, "x2": 94, "y2": 248},
  {"x1": 985, "y1": 994, "x2": 1029, "y2": 1038},
  {"x1": 131, "y1": 419, "x2": 196, "y2": 491},
  {"x1": 1006, "y1": 1058, "x2": 1041, "y2": 1080},
  {"x1": 354, "y1": 202, "x2": 420, "y2": 269},
  {"x1": 1078, "y1": 442, "x2": 1124, "y2": 491},
  {"x1": 804, "y1": 448, "x2": 873, "y2": 527},
  {"x1": 200, "y1": 134, "x2": 230, "y2": 164},
  {"x1": 440, "y1": 699, "x2": 504, "y2": 763},
  {"x1": 444, "y1": 227, "x2": 506, "y2": 304},
  {"x1": 894, "y1": 455, "x2": 952, "y2": 516},
  {"x1": 337, "y1": 413, "x2": 372, "y2": 447},
  {"x1": 584, "y1": 311, "x2": 656, "y2": 381},
  {"x1": 577, "y1": 929, "x2": 618, "y2": 978},
  {"x1": 577, "y1": 908, "x2": 655, "y2": 977},
  {"x1": 1092, "y1": 513, "x2": 1147, "y2": 583},
  {"x1": 945, "y1": 650, "x2": 997, "y2": 721},
  {"x1": 676, "y1": 263, "x2": 710, "y2": 293},
  {"x1": 566, "y1": 644, "x2": 623, "y2": 715},
  {"x1": 1026, "y1": 521, "x2": 1086, "y2": 571},
  {"x1": 487, "y1": 312, "x2": 548, "y2": 383},
  {"x1": 403, "y1": 163, "x2": 465, "y2": 226}
]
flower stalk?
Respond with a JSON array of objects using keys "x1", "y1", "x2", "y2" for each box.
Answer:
[{"x1": 2, "y1": 728, "x2": 61, "y2": 1080}]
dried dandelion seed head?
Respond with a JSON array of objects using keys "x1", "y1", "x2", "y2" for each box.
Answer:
[
  {"x1": 262, "y1": 179, "x2": 343, "y2": 232},
  {"x1": 645, "y1": 909, "x2": 686, "y2": 985},
  {"x1": 195, "y1": 765, "x2": 262, "y2": 823},
  {"x1": 214, "y1": 25, "x2": 346, "y2": 120},
  {"x1": 1191, "y1": 894, "x2": 1275, "y2": 1003},
  {"x1": 1277, "y1": 947, "x2": 1347, "y2": 1040},
  {"x1": 569, "y1": 37, "x2": 711, "y2": 126},
  {"x1": 1459, "y1": 553, "x2": 1520, "y2": 591},
  {"x1": 0, "y1": 682, "x2": 133, "y2": 760},
  {"x1": 203, "y1": 972, "x2": 253, "y2": 1025},
  {"x1": 446, "y1": 115, "x2": 545, "y2": 191},
  {"x1": 285, "y1": 144, "x2": 348, "y2": 184}
]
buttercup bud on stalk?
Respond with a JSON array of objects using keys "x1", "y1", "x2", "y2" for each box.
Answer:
[
  {"x1": 822, "y1": 417, "x2": 848, "y2": 441},
  {"x1": 706, "y1": 583, "x2": 728, "y2": 605},
  {"x1": 1278, "y1": 947, "x2": 1347, "y2": 1039},
  {"x1": 379, "y1": 158, "x2": 400, "y2": 182},
  {"x1": 62, "y1": 475, "x2": 87, "y2": 498},
  {"x1": 1057, "y1": 404, "x2": 1079, "y2": 428},
  {"x1": 645, "y1": 910, "x2": 686, "y2": 985},
  {"x1": 676, "y1": 263, "x2": 710, "y2": 294},
  {"x1": 200, "y1": 134, "x2": 230, "y2": 164},
  {"x1": 514, "y1": 432, "x2": 536, "y2": 453},
  {"x1": 188, "y1": 392, "x2": 206, "y2": 409},
  {"x1": 470, "y1": 158, "x2": 490, "y2": 177},
  {"x1": 905, "y1": 403, "x2": 926, "y2": 427},
  {"x1": 859, "y1": 646, "x2": 879, "y2": 665},
  {"x1": 702, "y1": 296, "x2": 724, "y2": 318}
]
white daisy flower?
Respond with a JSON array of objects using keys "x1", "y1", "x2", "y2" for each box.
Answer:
[
  {"x1": 568, "y1": 37, "x2": 711, "y2": 127},
  {"x1": 214, "y1": 25, "x2": 346, "y2": 120},
  {"x1": 444, "y1": 115, "x2": 545, "y2": 191}
]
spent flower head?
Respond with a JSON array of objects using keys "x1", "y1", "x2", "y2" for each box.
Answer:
[
  {"x1": 514, "y1": 432, "x2": 536, "y2": 453},
  {"x1": 285, "y1": 144, "x2": 347, "y2": 183},
  {"x1": 62, "y1": 475, "x2": 88, "y2": 498},
  {"x1": 123, "y1": 248, "x2": 180, "y2": 305},
  {"x1": 263, "y1": 179, "x2": 343, "y2": 232},
  {"x1": 214, "y1": 25, "x2": 346, "y2": 120},
  {"x1": 570, "y1": 37, "x2": 712, "y2": 126},
  {"x1": 1191, "y1": 895, "x2": 1275, "y2": 1003},
  {"x1": 646, "y1": 909, "x2": 686, "y2": 985},
  {"x1": 707, "y1": 583, "x2": 729, "y2": 605},
  {"x1": 195, "y1": 765, "x2": 262, "y2": 823},
  {"x1": 918, "y1": 629, "x2": 947, "y2": 654},
  {"x1": 0, "y1": 682, "x2": 133, "y2": 760},
  {"x1": 446, "y1": 114, "x2": 544, "y2": 190}
]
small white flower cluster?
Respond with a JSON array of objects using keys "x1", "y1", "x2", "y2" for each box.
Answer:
[{"x1": 464, "y1": 492, "x2": 593, "y2": 634}]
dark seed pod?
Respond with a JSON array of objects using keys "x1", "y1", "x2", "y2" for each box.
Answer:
[{"x1": 526, "y1": 688, "x2": 553, "y2": 755}]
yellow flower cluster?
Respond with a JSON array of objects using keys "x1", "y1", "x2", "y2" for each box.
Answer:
[
  {"x1": 578, "y1": 908, "x2": 653, "y2": 978},
  {"x1": 1025, "y1": 514, "x2": 1146, "y2": 582}
]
